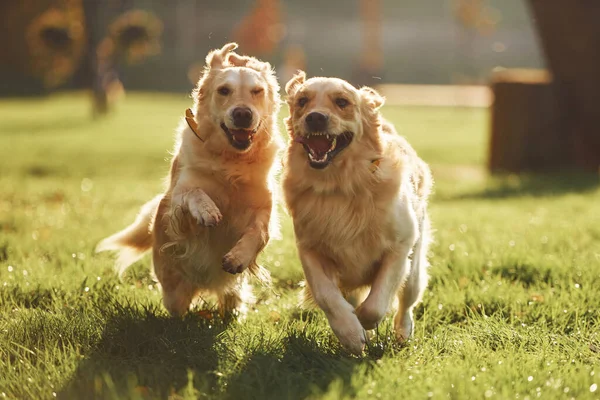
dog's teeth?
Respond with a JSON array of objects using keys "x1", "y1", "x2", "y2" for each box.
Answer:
[
  {"x1": 308, "y1": 152, "x2": 326, "y2": 163},
  {"x1": 329, "y1": 136, "x2": 337, "y2": 151}
]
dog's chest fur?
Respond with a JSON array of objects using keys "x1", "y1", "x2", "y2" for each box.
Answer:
[
  {"x1": 166, "y1": 161, "x2": 272, "y2": 289},
  {"x1": 290, "y1": 187, "x2": 399, "y2": 289}
]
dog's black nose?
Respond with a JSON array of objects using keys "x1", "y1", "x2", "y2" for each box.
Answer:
[
  {"x1": 305, "y1": 112, "x2": 329, "y2": 132},
  {"x1": 232, "y1": 107, "x2": 253, "y2": 129}
]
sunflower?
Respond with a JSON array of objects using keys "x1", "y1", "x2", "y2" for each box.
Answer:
[
  {"x1": 26, "y1": 7, "x2": 85, "y2": 87},
  {"x1": 106, "y1": 10, "x2": 163, "y2": 65}
]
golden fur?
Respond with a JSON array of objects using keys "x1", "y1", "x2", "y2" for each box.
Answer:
[
  {"x1": 97, "y1": 43, "x2": 282, "y2": 316},
  {"x1": 281, "y1": 72, "x2": 433, "y2": 354}
]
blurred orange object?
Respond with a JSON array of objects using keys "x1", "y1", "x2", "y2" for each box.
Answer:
[
  {"x1": 279, "y1": 45, "x2": 306, "y2": 84},
  {"x1": 196, "y1": 309, "x2": 214, "y2": 320},
  {"x1": 233, "y1": 0, "x2": 285, "y2": 56}
]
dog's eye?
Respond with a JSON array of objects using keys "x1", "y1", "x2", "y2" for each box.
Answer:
[
  {"x1": 297, "y1": 97, "x2": 308, "y2": 107},
  {"x1": 335, "y1": 98, "x2": 349, "y2": 108},
  {"x1": 218, "y1": 87, "x2": 231, "y2": 96},
  {"x1": 251, "y1": 88, "x2": 264, "y2": 95}
]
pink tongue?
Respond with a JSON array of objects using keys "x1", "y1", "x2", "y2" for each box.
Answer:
[
  {"x1": 230, "y1": 129, "x2": 252, "y2": 142},
  {"x1": 295, "y1": 135, "x2": 332, "y2": 156}
]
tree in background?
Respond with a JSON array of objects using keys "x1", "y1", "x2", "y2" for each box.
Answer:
[
  {"x1": 489, "y1": 1, "x2": 600, "y2": 173},
  {"x1": 82, "y1": 5, "x2": 163, "y2": 116},
  {"x1": 526, "y1": 0, "x2": 600, "y2": 172}
]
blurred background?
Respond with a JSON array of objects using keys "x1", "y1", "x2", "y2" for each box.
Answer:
[
  {"x1": 1, "y1": 0, "x2": 543, "y2": 93},
  {"x1": 3, "y1": 3, "x2": 600, "y2": 398},
  {"x1": 0, "y1": 0, "x2": 598, "y2": 173}
]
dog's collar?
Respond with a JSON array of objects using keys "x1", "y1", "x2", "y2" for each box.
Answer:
[
  {"x1": 369, "y1": 158, "x2": 382, "y2": 173},
  {"x1": 185, "y1": 108, "x2": 205, "y2": 142}
]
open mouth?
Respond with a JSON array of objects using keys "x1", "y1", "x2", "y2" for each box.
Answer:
[
  {"x1": 294, "y1": 131, "x2": 354, "y2": 169},
  {"x1": 220, "y1": 122, "x2": 260, "y2": 150}
]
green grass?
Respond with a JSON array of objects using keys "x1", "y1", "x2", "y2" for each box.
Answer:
[{"x1": 1, "y1": 92, "x2": 599, "y2": 399}]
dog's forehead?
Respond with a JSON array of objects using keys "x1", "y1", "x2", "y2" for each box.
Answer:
[
  {"x1": 218, "y1": 67, "x2": 264, "y2": 87},
  {"x1": 303, "y1": 78, "x2": 356, "y2": 96}
]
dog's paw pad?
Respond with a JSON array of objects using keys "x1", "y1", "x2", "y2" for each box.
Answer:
[
  {"x1": 222, "y1": 252, "x2": 246, "y2": 275},
  {"x1": 190, "y1": 205, "x2": 222, "y2": 227}
]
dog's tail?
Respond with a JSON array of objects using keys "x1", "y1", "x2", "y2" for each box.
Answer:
[
  {"x1": 96, "y1": 195, "x2": 162, "y2": 276},
  {"x1": 248, "y1": 261, "x2": 272, "y2": 287}
]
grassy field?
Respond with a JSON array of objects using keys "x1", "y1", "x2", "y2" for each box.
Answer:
[{"x1": 1, "y1": 92, "x2": 599, "y2": 400}]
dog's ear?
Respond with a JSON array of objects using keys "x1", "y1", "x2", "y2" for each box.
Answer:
[
  {"x1": 359, "y1": 86, "x2": 384, "y2": 110},
  {"x1": 284, "y1": 116, "x2": 296, "y2": 139},
  {"x1": 206, "y1": 42, "x2": 238, "y2": 69},
  {"x1": 256, "y1": 60, "x2": 273, "y2": 73},
  {"x1": 228, "y1": 52, "x2": 274, "y2": 75},
  {"x1": 227, "y1": 52, "x2": 251, "y2": 67},
  {"x1": 285, "y1": 70, "x2": 306, "y2": 96}
]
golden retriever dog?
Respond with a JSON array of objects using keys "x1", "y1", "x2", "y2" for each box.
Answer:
[
  {"x1": 97, "y1": 43, "x2": 281, "y2": 317},
  {"x1": 281, "y1": 72, "x2": 433, "y2": 354}
]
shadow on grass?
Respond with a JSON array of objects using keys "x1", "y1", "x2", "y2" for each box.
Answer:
[
  {"x1": 57, "y1": 298, "x2": 229, "y2": 399},
  {"x1": 53, "y1": 297, "x2": 384, "y2": 399},
  {"x1": 444, "y1": 172, "x2": 599, "y2": 200},
  {"x1": 220, "y1": 309, "x2": 398, "y2": 400},
  {"x1": 223, "y1": 333, "x2": 372, "y2": 400}
]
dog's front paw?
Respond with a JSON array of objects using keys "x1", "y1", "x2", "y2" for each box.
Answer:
[
  {"x1": 355, "y1": 300, "x2": 388, "y2": 330},
  {"x1": 329, "y1": 313, "x2": 367, "y2": 356},
  {"x1": 188, "y1": 198, "x2": 222, "y2": 227},
  {"x1": 222, "y1": 249, "x2": 251, "y2": 275}
]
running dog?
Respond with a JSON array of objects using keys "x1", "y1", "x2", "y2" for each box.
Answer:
[
  {"x1": 281, "y1": 72, "x2": 433, "y2": 354},
  {"x1": 97, "y1": 43, "x2": 282, "y2": 317}
]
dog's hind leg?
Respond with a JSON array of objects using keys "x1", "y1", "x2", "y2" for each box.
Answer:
[
  {"x1": 394, "y1": 212, "x2": 431, "y2": 341},
  {"x1": 153, "y1": 197, "x2": 198, "y2": 317},
  {"x1": 160, "y1": 273, "x2": 198, "y2": 317},
  {"x1": 154, "y1": 248, "x2": 197, "y2": 317},
  {"x1": 217, "y1": 277, "x2": 253, "y2": 318}
]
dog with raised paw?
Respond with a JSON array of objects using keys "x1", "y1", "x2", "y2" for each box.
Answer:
[
  {"x1": 97, "y1": 43, "x2": 281, "y2": 317},
  {"x1": 281, "y1": 72, "x2": 433, "y2": 355}
]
